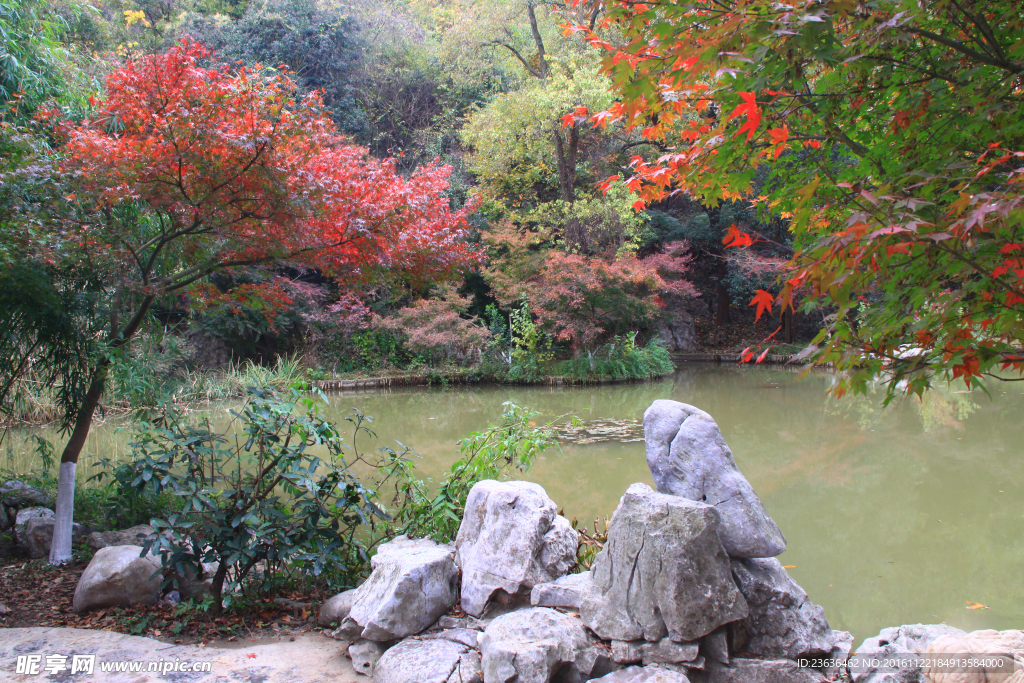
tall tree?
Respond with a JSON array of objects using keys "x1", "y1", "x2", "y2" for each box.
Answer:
[
  {"x1": 42, "y1": 39, "x2": 476, "y2": 563},
  {"x1": 567, "y1": 0, "x2": 1024, "y2": 397}
]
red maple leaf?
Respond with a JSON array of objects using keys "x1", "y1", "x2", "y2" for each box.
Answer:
[{"x1": 750, "y1": 289, "x2": 775, "y2": 322}]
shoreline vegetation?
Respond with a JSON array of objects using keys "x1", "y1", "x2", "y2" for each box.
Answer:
[{"x1": 0, "y1": 347, "x2": 806, "y2": 430}]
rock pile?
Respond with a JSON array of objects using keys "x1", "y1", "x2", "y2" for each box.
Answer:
[{"x1": 303, "y1": 399, "x2": 854, "y2": 683}]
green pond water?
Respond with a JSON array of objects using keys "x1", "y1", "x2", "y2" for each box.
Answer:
[{"x1": 4, "y1": 364, "x2": 1023, "y2": 643}]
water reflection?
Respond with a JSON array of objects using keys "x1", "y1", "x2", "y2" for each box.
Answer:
[{"x1": 3, "y1": 365, "x2": 1022, "y2": 642}]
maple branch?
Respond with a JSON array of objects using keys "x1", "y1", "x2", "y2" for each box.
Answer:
[
  {"x1": 197, "y1": 141, "x2": 270, "y2": 208},
  {"x1": 905, "y1": 27, "x2": 1022, "y2": 75}
]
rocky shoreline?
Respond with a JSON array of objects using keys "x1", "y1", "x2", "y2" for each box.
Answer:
[{"x1": 4, "y1": 399, "x2": 1022, "y2": 683}]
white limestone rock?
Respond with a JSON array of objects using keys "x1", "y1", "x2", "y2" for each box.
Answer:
[
  {"x1": 479, "y1": 607, "x2": 590, "y2": 683},
  {"x1": 530, "y1": 571, "x2": 590, "y2": 609},
  {"x1": 580, "y1": 483, "x2": 748, "y2": 643},
  {"x1": 455, "y1": 480, "x2": 578, "y2": 617},
  {"x1": 348, "y1": 639, "x2": 390, "y2": 677},
  {"x1": 643, "y1": 400, "x2": 786, "y2": 558},
  {"x1": 347, "y1": 536, "x2": 458, "y2": 642},
  {"x1": 319, "y1": 588, "x2": 358, "y2": 627},
  {"x1": 374, "y1": 638, "x2": 482, "y2": 683},
  {"x1": 730, "y1": 558, "x2": 834, "y2": 659},
  {"x1": 591, "y1": 666, "x2": 692, "y2": 683}
]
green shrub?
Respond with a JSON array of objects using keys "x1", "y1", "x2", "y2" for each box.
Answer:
[
  {"x1": 557, "y1": 334, "x2": 674, "y2": 381},
  {"x1": 131, "y1": 385, "x2": 415, "y2": 613},
  {"x1": 395, "y1": 402, "x2": 559, "y2": 543}
]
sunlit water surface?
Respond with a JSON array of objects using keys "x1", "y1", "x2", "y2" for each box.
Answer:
[{"x1": 5, "y1": 365, "x2": 1023, "y2": 642}]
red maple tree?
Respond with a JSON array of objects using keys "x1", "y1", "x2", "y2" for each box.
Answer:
[{"x1": 44, "y1": 39, "x2": 477, "y2": 563}]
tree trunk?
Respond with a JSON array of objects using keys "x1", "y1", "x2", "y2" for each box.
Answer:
[
  {"x1": 49, "y1": 363, "x2": 110, "y2": 564},
  {"x1": 210, "y1": 560, "x2": 229, "y2": 616},
  {"x1": 714, "y1": 284, "x2": 731, "y2": 326},
  {"x1": 49, "y1": 294, "x2": 155, "y2": 565}
]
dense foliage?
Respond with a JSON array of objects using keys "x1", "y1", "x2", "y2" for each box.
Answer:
[{"x1": 567, "y1": 0, "x2": 1024, "y2": 399}]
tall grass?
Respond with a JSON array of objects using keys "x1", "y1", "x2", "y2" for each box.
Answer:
[
  {"x1": 2, "y1": 354, "x2": 311, "y2": 426},
  {"x1": 556, "y1": 337, "x2": 674, "y2": 381}
]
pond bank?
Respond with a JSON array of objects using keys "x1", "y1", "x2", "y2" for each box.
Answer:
[{"x1": 311, "y1": 354, "x2": 800, "y2": 391}]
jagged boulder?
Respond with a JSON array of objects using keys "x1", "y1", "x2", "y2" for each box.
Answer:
[
  {"x1": 592, "y1": 666, "x2": 692, "y2": 683},
  {"x1": 701, "y1": 659, "x2": 826, "y2": 683},
  {"x1": 72, "y1": 545, "x2": 162, "y2": 613},
  {"x1": 643, "y1": 400, "x2": 785, "y2": 558},
  {"x1": 348, "y1": 639, "x2": 390, "y2": 677},
  {"x1": 924, "y1": 629, "x2": 1024, "y2": 683},
  {"x1": 479, "y1": 607, "x2": 590, "y2": 683},
  {"x1": 346, "y1": 536, "x2": 458, "y2": 641},
  {"x1": 455, "y1": 480, "x2": 577, "y2": 617},
  {"x1": 729, "y1": 558, "x2": 833, "y2": 659},
  {"x1": 374, "y1": 638, "x2": 483, "y2": 683},
  {"x1": 319, "y1": 588, "x2": 358, "y2": 627},
  {"x1": 853, "y1": 624, "x2": 968, "y2": 683},
  {"x1": 530, "y1": 571, "x2": 589, "y2": 609},
  {"x1": 85, "y1": 525, "x2": 155, "y2": 550},
  {"x1": 580, "y1": 483, "x2": 748, "y2": 643}
]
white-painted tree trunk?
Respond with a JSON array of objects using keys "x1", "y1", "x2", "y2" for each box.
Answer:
[{"x1": 48, "y1": 461, "x2": 76, "y2": 565}]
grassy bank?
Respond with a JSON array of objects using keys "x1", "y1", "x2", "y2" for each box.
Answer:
[{"x1": 2, "y1": 341, "x2": 676, "y2": 427}]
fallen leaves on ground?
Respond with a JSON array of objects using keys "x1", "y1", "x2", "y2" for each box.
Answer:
[{"x1": 0, "y1": 558, "x2": 323, "y2": 645}]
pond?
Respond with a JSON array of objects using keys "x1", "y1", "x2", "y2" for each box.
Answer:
[{"x1": 4, "y1": 364, "x2": 1024, "y2": 643}]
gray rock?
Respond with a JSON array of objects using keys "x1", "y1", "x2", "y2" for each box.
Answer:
[
  {"x1": 729, "y1": 558, "x2": 833, "y2": 659},
  {"x1": 331, "y1": 617, "x2": 364, "y2": 642},
  {"x1": 643, "y1": 640, "x2": 700, "y2": 665},
  {"x1": 348, "y1": 639, "x2": 390, "y2": 677},
  {"x1": 592, "y1": 666, "x2": 692, "y2": 683},
  {"x1": 643, "y1": 400, "x2": 786, "y2": 558},
  {"x1": 613, "y1": 641, "x2": 646, "y2": 665},
  {"x1": 479, "y1": 607, "x2": 590, "y2": 683},
  {"x1": 824, "y1": 630, "x2": 854, "y2": 677},
  {"x1": 852, "y1": 624, "x2": 967, "y2": 683},
  {"x1": 580, "y1": 483, "x2": 748, "y2": 643},
  {"x1": 577, "y1": 645, "x2": 620, "y2": 679},
  {"x1": 419, "y1": 628, "x2": 481, "y2": 649},
  {"x1": 531, "y1": 571, "x2": 590, "y2": 609},
  {"x1": 657, "y1": 309, "x2": 698, "y2": 354},
  {"x1": 437, "y1": 615, "x2": 487, "y2": 631},
  {"x1": 319, "y1": 588, "x2": 358, "y2": 627},
  {"x1": 456, "y1": 480, "x2": 578, "y2": 617},
  {"x1": 85, "y1": 524, "x2": 155, "y2": 550},
  {"x1": 22, "y1": 517, "x2": 84, "y2": 558},
  {"x1": 375, "y1": 638, "x2": 482, "y2": 683},
  {"x1": 0, "y1": 480, "x2": 54, "y2": 510},
  {"x1": 348, "y1": 535, "x2": 458, "y2": 641},
  {"x1": 702, "y1": 629, "x2": 729, "y2": 665},
  {"x1": 0, "y1": 503, "x2": 8, "y2": 530},
  {"x1": 72, "y1": 545, "x2": 163, "y2": 613},
  {"x1": 14, "y1": 507, "x2": 54, "y2": 546},
  {"x1": 700, "y1": 659, "x2": 825, "y2": 683},
  {"x1": 857, "y1": 624, "x2": 967, "y2": 656}
]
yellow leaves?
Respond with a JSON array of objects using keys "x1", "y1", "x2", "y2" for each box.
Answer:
[
  {"x1": 965, "y1": 601, "x2": 989, "y2": 610},
  {"x1": 124, "y1": 10, "x2": 150, "y2": 28},
  {"x1": 782, "y1": 565, "x2": 796, "y2": 569}
]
